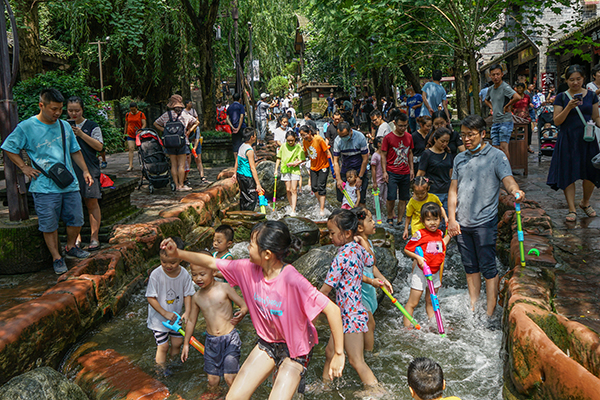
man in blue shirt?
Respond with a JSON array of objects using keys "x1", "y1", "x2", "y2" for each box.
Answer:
[
  {"x1": 226, "y1": 92, "x2": 246, "y2": 154},
  {"x1": 332, "y1": 121, "x2": 370, "y2": 206},
  {"x1": 420, "y1": 70, "x2": 450, "y2": 121},
  {"x1": 1, "y1": 88, "x2": 93, "y2": 274}
]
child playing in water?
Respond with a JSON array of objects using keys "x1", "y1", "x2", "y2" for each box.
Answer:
[
  {"x1": 300, "y1": 124, "x2": 331, "y2": 217},
  {"x1": 212, "y1": 224, "x2": 234, "y2": 261},
  {"x1": 160, "y1": 220, "x2": 345, "y2": 399},
  {"x1": 352, "y1": 206, "x2": 393, "y2": 352},
  {"x1": 403, "y1": 202, "x2": 451, "y2": 327},
  {"x1": 341, "y1": 169, "x2": 360, "y2": 209},
  {"x1": 371, "y1": 136, "x2": 387, "y2": 213},
  {"x1": 181, "y1": 259, "x2": 248, "y2": 389},
  {"x1": 234, "y1": 128, "x2": 263, "y2": 211},
  {"x1": 407, "y1": 357, "x2": 461, "y2": 400},
  {"x1": 320, "y1": 209, "x2": 380, "y2": 388},
  {"x1": 275, "y1": 131, "x2": 305, "y2": 216},
  {"x1": 403, "y1": 176, "x2": 447, "y2": 240},
  {"x1": 146, "y1": 237, "x2": 195, "y2": 368}
]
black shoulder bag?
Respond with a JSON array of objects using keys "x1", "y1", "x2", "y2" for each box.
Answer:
[{"x1": 31, "y1": 120, "x2": 75, "y2": 189}]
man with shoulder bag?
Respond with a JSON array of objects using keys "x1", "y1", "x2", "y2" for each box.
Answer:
[{"x1": 2, "y1": 88, "x2": 94, "y2": 274}]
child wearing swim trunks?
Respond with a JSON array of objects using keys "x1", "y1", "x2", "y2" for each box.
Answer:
[
  {"x1": 146, "y1": 237, "x2": 194, "y2": 368},
  {"x1": 181, "y1": 257, "x2": 248, "y2": 389}
]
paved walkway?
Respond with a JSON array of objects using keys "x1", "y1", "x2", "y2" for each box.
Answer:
[{"x1": 516, "y1": 152, "x2": 600, "y2": 333}]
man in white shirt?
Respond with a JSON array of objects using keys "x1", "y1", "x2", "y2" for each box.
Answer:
[{"x1": 370, "y1": 109, "x2": 392, "y2": 138}]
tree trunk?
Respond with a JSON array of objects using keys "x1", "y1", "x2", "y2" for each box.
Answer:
[
  {"x1": 372, "y1": 68, "x2": 390, "y2": 108},
  {"x1": 400, "y1": 64, "x2": 422, "y2": 93},
  {"x1": 467, "y1": 50, "x2": 481, "y2": 115},
  {"x1": 453, "y1": 53, "x2": 468, "y2": 120},
  {"x1": 13, "y1": 0, "x2": 42, "y2": 80}
]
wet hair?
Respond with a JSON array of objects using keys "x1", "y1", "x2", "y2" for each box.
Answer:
[
  {"x1": 461, "y1": 114, "x2": 486, "y2": 133},
  {"x1": 565, "y1": 64, "x2": 586, "y2": 80},
  {"x1": 250, "y1": 220, "x2": 301, "y2": 261},
  {"x1": 592, "y1": 63, "x2": 600, "y2": 78},
  {"x1": 420, "y1": 202, "x2": 442, "y2": 223},
  {"x1": 233, "y1": 93, "x2": 241, "y2": 101},
  {"x1": 351, "y1": 206, "x2": 369, "y2": 225},
  {"x1": 276, "y1": 115, "x2": 289, "y2": 128},
  {"x1": 515, "y1": 82, "x2": 526, "y2": 90},
  {"x1": 394, "y1": 112, "x2": 408, "y2": 123},
  {"x1": 67, "y1": 96, "x2": 84, "y2": 110},
  {"x1": 328, "y1": 208, "x2": 359, "y2": 234},
  {"x1": 489, "y1": 63, "x2": 502, "y2": 74},
  {"x1": 407, "y1": 357, "x2": 444, "y2": 400},
  {"x1": 373, "y1": 136, "x2": 382, "y2": 149},
  {"x1": 370, "y1": 109, "x2": 382, "y2": 119},
  {"x1": 285, "y1": 131, "x2": 297, "y2": 142},
  {"x1": 129, "y1": 102, "x2": 138, "y2": 109},
  {"x1": 427, "y1": 127, "x2": 452, "y2": 150},
  {"x1": 160, "y1": 236, "x2": 185, "y2": 256},
  {"x1": 242, "y1": 127, "x2": 256, "y2": 142},
  {"x1": 411, "y1": 176, "x2": 430, "y2": 190},
  {"x1": 416, "y1": 115, "x2": 432, "y2": 127},
  {"x1": 40, "y1": 88, "x2": 64, "y2": 105},
  {"x1": 337, "y1": 121, "x2": 351, "y2": 133},
  {"x1": 432, "y1": 69, "x2": 443, "y2": 81},
  {"x1": 345, "y1": 169, "x2": 357, "y2": 178},
  {"x1": 215, "y1": 224, "x2": 234, "y2": 243}
]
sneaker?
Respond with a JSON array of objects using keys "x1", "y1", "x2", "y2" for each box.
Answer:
[
  {"x1": 65, "y1": 245, "x2": 90, "y2": 259},
  {"x1": 53, "y1": 258, "x2": 68, "y2": 274},
  {"x1": 100, "y1": 161, "x2": 107, "y2": 169}
]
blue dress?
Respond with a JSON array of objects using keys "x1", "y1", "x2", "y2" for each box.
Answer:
[{"x1": 547, "y1": 91, "x2": 600, "y2": 191}]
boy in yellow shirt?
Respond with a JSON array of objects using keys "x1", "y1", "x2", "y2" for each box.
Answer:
[{"x1": 407, "y1": 357, "x2": 461, "y2": 400}]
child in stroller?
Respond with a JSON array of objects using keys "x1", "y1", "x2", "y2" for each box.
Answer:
[{"x1": 539, "y1": 122, "x2": 558, "y2": 161}]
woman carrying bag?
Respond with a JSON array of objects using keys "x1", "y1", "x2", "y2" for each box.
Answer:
[{"x1": 547, "y1": 64, "x2": 600, "y2": 222}]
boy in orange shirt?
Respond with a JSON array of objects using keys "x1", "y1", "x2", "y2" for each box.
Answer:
[{"x1": 300, "y1": 124, "x2": 332, "y2": 217}]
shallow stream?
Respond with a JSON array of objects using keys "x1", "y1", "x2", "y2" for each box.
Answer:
[{"x1": 62, "y1": 187, "x2": 506, "y2": 399}]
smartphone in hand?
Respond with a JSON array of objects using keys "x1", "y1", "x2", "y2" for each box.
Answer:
[
  {"x1": 574, "y1": 93, "x2": 583, "y2": 104},
  {"x1": 67, "y1": 119, "x2": 76, "y2": 127}
]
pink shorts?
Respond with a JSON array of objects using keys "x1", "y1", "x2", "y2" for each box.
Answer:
[{"x1": 341, "y1": 204, "x2": 352, "y2": 210}]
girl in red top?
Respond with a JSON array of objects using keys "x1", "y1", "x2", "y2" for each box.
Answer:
[
  {"x1": 124, "y1": 102, "x2": 146, "y2": 171},
  {"x1": 403, "y1": 202, "x2": 451, "y2": 327}
]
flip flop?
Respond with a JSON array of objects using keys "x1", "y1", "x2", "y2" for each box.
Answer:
[
  {"x1": 579, "y1": 203, "x2": 597, "y2": 217},
  {"x1": 565, "y1": 211, "x2": 577, "y2": 222},
  {"x1": 88, "y1": 240, "x2": 101, "y2": 251}
]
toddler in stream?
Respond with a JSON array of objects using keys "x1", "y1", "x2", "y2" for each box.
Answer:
[
  {"x1": 160, "y1": 220, "x2": 345, "y2": 399},
  {"x1": 181, "y1": 252, "x2": 248, "y2": 390},
  {"x1": 341, "y1": 169, "x2": 360, "y2": 209},
  {"x1": 320, "y1": 209, "x2": 383, "y2": 393},
  {"x1": 352, "y1": 206, "x2": 393, "y2": 352},
  {"x1": 407, "y1": 357, "x2": 461, "y2": 400},
  {"x1": 403, "y1": 202, "x2": 451, "y2": 327},
  {"x1": 146, "y1": 237, "x2": 195, "y2": 369},
  {"x1": 403, "y1": 176, "x2": 447, "y2": 240}
]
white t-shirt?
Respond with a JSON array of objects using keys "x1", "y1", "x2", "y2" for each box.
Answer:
[
  {"x1": 146, "y1": 266, "x2": 195, "y2": 332},
  {"x1": 376, "y1": 122, "x2": 393, "y2": 138},
  {"x1": 274, "y1": 127, "x2": 290, "y2": 145},
  {"x1": 586, "y1": 82, "x2": 600, "y2": 102}
]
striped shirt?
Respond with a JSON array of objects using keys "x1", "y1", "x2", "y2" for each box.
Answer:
[{"x1": 332, "y1": 130, "x2": 369, "y2": 175}]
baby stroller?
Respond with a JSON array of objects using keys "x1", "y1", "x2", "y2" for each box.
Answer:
[
  {"x1": 539, "y1": 124, "x2": 558, "y2": 161},
  {"x1": 136, "y1": 128, "x2": 176, "y2": 193}
]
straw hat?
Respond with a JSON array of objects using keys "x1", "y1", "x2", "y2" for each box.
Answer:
[{"x1": 167, "y1": 94, "x2": 185, "y2": 108}]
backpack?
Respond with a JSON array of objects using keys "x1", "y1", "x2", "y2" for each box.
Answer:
[{"x1": 163, "y1": 111, "x2": 186, "y2": 149}]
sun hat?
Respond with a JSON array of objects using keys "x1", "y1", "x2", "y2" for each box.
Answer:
[{"x1": 167, "y1": 94, "x2": 185, "y2": 108}]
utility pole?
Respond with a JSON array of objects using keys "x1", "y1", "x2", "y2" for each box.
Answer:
[
  {"x1": 89, "y1": 40, "x2": 107, "y2": 101},
  {"x1": 248, "y1": 21, "x2": 254, "y2": 104},
  {"x1": 0, "y1": 0, "x2": 29, "y2": 221}
]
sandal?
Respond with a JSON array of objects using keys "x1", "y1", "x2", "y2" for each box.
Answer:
[
  {"x1": 565, "y1": 211, "x2": 577, "y2": 222},
  {"x1": 88, "y1": 240, "x2": 101, "y2": 251},
  {"x1": 579, "y1": 203, "x2": 597, "y2": 217},
  {"x1": 386, "y1": 218, "x2": 394, "y2": 225},
  {"x1": 200, "y1": 176, "x2": 208, "y2": 184}
]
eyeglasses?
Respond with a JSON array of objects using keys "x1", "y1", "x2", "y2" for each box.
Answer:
[{"x1": 460, "y1": 132, "x2": 481, "y2": 140}]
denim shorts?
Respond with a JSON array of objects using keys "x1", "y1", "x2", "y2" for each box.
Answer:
[
  {"x1": 456, "y1": 217, "x2": 499, "y2": 279},
  {"x1": 204, "y1": 329, "x2": 241, "y2": 376},
  {"x1": 165, "y1": 144, "x2": 190, "y2": 156},
  {"x1": 386, "y1": 171, "x2": 411, "y2": 201},
  {"x1": 33, "y1": 191, "x2": 84, "y2": 232},
  {"x1": 490, "y1": 121, "x2": 514, "y2": 146},
  {"x1": 257, "y1": 338, "x2": 312, "y2": 394}
]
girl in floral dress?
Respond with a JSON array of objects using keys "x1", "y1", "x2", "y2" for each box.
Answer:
[{"x1": 320, "y1": 209, "x2": 379, "y2": 388}]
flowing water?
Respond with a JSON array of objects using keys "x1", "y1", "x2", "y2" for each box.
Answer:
[{"x1": 62, "y1": 186, "x2": 506, "y2": 399}]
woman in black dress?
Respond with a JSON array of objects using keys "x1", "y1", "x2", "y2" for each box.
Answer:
[{"x1": 547, "y1": 64, "x2": 600, "y2": 222}]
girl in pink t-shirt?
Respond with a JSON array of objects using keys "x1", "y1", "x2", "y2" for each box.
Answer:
[
  {"x1": 320, "y1": 209, "x2": 380, "y2": 389},
  {"x1": 160, "y1": 221, "x2": 345, "y2": 400}
]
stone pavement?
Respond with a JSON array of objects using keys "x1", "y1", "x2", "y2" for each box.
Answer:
[{"x1": 515, "y1": 152, "x2": 600, "y2": 334}]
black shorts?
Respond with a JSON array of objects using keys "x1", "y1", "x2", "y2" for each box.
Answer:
[
  {"x1": 310, "y1": 168, "x2": 328, "y2": 195},
  {"x1": 387, "y1": 171, "x2": 411, "y2": 201},
  {"x1": 456, "y1": 216, "x2": 499, "y2": 279},
  {"x1": 232, "y1": 131, "x2": 244, "y2": 153},
  {"x1": 165, "y1": 144, "x2": 190, "y2": 155},
  {"x1": 257, "y1": 338, "x2": 312, "y2": 394},
  {"x1": 238, "y1": 174, "x2": 257, "y2": 211}
]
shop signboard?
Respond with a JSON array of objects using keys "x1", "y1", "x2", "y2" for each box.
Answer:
[{"x1": 541, "y1": 72, "x2": 555, "y2": 91}]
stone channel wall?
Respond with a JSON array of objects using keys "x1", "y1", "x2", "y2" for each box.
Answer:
[
  {"x1": 0, "y1": 177, "x2": 239, "y2": 388},
  {"x1": 497, "y1": 192, "x2": 600, "y2": 399}
]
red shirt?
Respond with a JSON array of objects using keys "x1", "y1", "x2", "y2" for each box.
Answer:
[
  {"x1": 126, "y1": 111, "x2": 146, "y2": 138},
  {"x1": 381, "y1": 131, "x2": 413, "y2": 175},
  {"x1": 404, "y1": 228, "x2": 446, "y2": 274}
]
